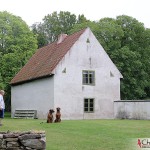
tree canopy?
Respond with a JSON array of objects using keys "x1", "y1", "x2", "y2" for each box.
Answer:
[
  {"x1": 95, "y1": 15, "x2": 150, "y2": 99},
  {"x1": 0, "y1": 11, "x2": 37, "y2": 110},
  {"x1": 31, "y1": 11, "x2": 89, "y2": 48}
]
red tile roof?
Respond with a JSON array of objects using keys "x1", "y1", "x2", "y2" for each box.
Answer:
[{"x1": 11, "y1": 28, "x2": 86, "y2": 85}]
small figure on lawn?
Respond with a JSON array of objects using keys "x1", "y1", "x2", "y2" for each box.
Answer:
[
  {"x1": 54, "y1": 107, "x2": 61, "y2": 123},
  {"x1": 47, "y1": 109, "x2": 55, "y2": 123}
]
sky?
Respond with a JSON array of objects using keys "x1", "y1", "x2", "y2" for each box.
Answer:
[{"x1": 0, "y1": 0, "x2": 150, "y2": 28}]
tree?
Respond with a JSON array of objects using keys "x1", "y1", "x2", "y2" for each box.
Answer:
[
  {"x1": 0, "y1": 11, "x2": 37, "y2": 110},
  {"x1": 77, "y1": 14, "x2": 89, "y2": 24},
  {"x1": 0, "y1": 73, "x2": 4, "y2": 89},
  {"x1": 97, "y1": 15, "x2": 150, "y2": 99},
  {"x1": 31, "y1": 11, "x2": 89, "y2": 47},
  {"x1": 142, "y1": 28, "x2": 150, "y2": 98},
  {"x1": 96, "y1": 18, "x2": 124, "y2": 54},
  {"x1": 42, "y1": 11, "x2": 77, "y2": 43},
  {"x1": 111, "y1": 46, "x2": 147, "y2": 99},
  {"x1": 31, "y1": 22, "x2": 48, "y2": 48}
]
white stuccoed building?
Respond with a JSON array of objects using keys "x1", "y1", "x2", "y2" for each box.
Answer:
[{"x1": 11, "y1": 27, "x2": 123, "y2": 120}]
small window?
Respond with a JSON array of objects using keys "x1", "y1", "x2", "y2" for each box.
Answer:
[
  {"x1": 84, "y1": 98, "x2": 94, "y2": 113},
  {"x1": 83, "y1": 70, "x2": 95, "y2": 85}
]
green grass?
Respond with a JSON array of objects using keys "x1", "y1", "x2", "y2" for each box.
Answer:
[{"x1": 1, "y1": 113, "x2": 150, "y2": 150}]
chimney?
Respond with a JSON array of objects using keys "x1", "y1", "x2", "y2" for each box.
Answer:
[{"x1": 57, "y1": 34, "x2": 67, "y2": 44}]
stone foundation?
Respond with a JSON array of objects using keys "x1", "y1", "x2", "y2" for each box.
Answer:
[{"x1": 0, "y1": 131, "x2": 46, "y2": 150}]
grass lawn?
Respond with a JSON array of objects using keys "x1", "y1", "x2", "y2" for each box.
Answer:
[{"x1": 1, "y1": 112, "x2": 150, "y2": 150}]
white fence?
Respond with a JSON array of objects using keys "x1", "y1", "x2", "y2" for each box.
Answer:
[{"x1": 114, "y1": 100, "x2": 150, "y2": 120}]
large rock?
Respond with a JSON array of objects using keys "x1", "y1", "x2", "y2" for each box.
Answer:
[
  {"x1": 0, "y1": 134, "x2": 3, "y2": 139},
  {"x1": 20, "y1": 139, "x2": 46, "y2": 149},
  {"x1": 7, "y1": 141, "x2": 19, "y2": 147},
  {"x1": 3, "y1": 134, "x2": 19, "y2": 138},
  {"x1": 18, "y1": 134, "x2": 41, "y2": 141},
  {"x1": 5, "y1": 138, "x2": 18, "y2": 142}
]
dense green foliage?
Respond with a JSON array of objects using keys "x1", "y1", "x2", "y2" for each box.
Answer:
[
  {"x1": 2, "y1": 117, "x2": 150, "y2": 150},
  {"x1": 31, "y1": 11, "x2": 88, "y2": 48},
  {"x1": 0, "y1": 11, "x2": 37, "y2": 110},
  {"x1": 0, "y1": 11, "x2": 149, "y2": 111}
]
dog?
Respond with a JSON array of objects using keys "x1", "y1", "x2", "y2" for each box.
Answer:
[
  {"x1": 54, "y1": 107, "x2": 61, "y2": 123},
  {"x1": 47, "y1": 109, "x2": 55, "y2": 123}
]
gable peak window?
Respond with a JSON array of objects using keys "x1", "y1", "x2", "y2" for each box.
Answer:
[{"x1": 82, "y1": 70, "x2": 95, "y2": 85}]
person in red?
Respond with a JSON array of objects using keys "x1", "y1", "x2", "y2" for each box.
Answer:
[
  {"x1": 0, "y1": 90, "x2": 5, "y2": 126},
  {"x1": 137, "y1": 139, "x2": 141, "y2": 148}
]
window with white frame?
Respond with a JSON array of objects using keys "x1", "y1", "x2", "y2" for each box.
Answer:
[{"x1": 82, "y1": 70, "x2": 95, "y2": 85}]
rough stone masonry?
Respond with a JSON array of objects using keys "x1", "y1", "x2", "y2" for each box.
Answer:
[{"x1": 0, "y1": 131, "x2": 46, "y2": 150}]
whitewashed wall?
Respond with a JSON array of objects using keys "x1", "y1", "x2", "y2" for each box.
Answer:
[
  {"x1": 11, "y1": 77, "x2": 54, "y2": 119},
  {"x1": 114, "y1": 100, "x2": 150, "y2": 119},
  {"x1": 53, "y1": 28, "x2": 122, "y2": 120},
  {"x1": 11, "y1": 28, "x2": 122, "y2": 120}
]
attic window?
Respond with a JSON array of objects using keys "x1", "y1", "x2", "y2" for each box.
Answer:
[
  {"x1": 82, "y1": 70, "x2": 95, "y2": 85},
  {"x1": 110, "y1": 71, "x2": 114, "y2": 77},
  {"x1": 86, "y1": 38, "x2": 90, "y2": 43}
]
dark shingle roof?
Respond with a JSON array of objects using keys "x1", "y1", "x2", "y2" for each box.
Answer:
[{"x1": 11, "y1": 28, "x2": 86, "y2": 85}]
